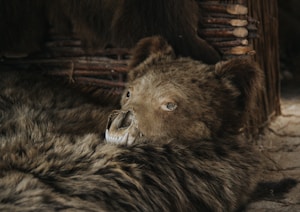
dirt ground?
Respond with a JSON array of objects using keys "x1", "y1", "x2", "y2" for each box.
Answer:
[{"x1": 245, "y1": 79, "x2": 300, "y2": 211}]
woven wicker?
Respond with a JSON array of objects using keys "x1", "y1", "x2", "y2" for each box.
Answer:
[{"x1": 1, "y1": 0, "x2": 258, "y2": 95}]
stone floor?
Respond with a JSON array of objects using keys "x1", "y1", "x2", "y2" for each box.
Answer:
[{"x1": 245, "y1": 82, "x2": 300, "y2": 211}]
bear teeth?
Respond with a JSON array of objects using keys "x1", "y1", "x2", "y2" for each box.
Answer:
[{"x1": 105, "y1": 129, "x2": 129, "y2": 144}]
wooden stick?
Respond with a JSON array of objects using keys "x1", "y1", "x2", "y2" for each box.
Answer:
[
  {"x1": 202, "y1": 18, "x2": 248, "y2": 27},
  {"x1": 47, "y1": 69, "x2": 124, "y2": 77},
  {"x1": 45, "y1": 40, "x2": 82, "y2": 47},
  {"x1": 199, "y1": 3, "x2": 248, "y2": 15},
  {"x1": 222, "y1": 46, "x2": 255, "y2": 55},
  {"x1": 200, "y1": 27, "x2": 248, "y2": 38},
  {"x1": 74, "y1": 57, "x2": 128, "y2": 63},
  {"x1": 74, "y1": 66, "x2": 128, "y2": 73},
  {"x1": 226, "y1": 4, "x2": 248, "y2": 15},
  {"x1": 2, "y1": 58, "x2": 127, "y2": 66},
  {"x1": 211, "y1": 39, "x2": 248, "y2": 47},
  {"x1": 74, "y1": 77, "x2": 126, "y2": 88},
  {"x1": 72, "y1": 70, "x2": 124, "y2": 76},
  {"x1": 48, "y1": 47, "x2": 130, "y2": 57}
]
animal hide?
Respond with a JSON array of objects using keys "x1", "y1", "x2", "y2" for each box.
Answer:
[{"x1": 0, "y1": 69, "x2": 262, "y2": 211}]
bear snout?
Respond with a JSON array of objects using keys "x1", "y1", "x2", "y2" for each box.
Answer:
[{"x1": 105, "y1": 110, "x2": 141, "y2": 145}]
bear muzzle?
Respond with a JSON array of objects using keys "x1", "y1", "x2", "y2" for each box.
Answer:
[{"x1": 105, "y1": 110, "x2": 142, "y2": 145}]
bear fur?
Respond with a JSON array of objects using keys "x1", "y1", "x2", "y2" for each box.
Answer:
[
  {"x1": 0, "y1": 37, "x2": 263, "y2": 211},
  {"x1": 0, "y1": 68, "x2": 119, "y2": 137},
  {"x1": 105, "y1": 36, "x2": 264, "y2": 144},
  {"x1": 0, "y1": 0, "x2": 220, "y2": 63}
]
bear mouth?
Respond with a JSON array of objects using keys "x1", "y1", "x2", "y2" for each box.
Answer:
[{"x1": 105, "y1": 110, "x2": 142, "y2": 145}]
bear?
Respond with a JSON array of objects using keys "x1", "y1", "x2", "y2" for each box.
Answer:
[
  {"x1": 0, "y1": 36, "x2": 264, "y2": 211},
  {"x1": 105, "y1": 36, "x2": 264, "y2": 145},
  {"x1": 0, "y1": 0, "x2": 220, "y2": 64}
]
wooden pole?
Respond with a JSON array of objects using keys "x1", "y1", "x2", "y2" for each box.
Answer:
[
  {"x1": 246, "y1": 0, "x2": 281, "y2": 137},
  {"x1": 199, "y1": 0, "x2": 281, "y2": 139}
]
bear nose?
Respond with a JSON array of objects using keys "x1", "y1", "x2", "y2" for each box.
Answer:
[
  {"x1": 105, "y1": 110, "x2": 137, "y2": 144},
  {"x1": 106, "y1": 110, "x2": 134, "y2": 131},
  {"x1": 111, "y1": 110, "x2": 133, "y2": 130},
  {"x1": 119, "y1": 110, "x2": 134, "y2": 129}
]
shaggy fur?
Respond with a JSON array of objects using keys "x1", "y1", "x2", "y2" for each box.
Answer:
[
  {"x1": 0, "y1": 131, "x2": 261, "y2": 211},
  {"x1": 0, "y1": 0, "x2": 220, "y2": 63},
  {"x1": 112, "y1": 36, "x2": 264, "y2": 142},
  {"x1": 0, "y1": 69, "x2": 118, "y2": 137},
  {"x1": 0, "y1": 37, "x2": 263, "y2": 211}
]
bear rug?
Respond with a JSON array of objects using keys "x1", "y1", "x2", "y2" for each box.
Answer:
[{"x1": 0, "y1": 36, "x2": 269, "y2": 212}]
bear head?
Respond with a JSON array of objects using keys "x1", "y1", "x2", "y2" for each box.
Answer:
[{"x1": 105, "y1": 36, "x2": 264, "y2": 144}]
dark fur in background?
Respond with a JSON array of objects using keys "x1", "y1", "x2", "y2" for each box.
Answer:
[{"x1": 0, "y1": 0, "x2": 220, "y2": 63}]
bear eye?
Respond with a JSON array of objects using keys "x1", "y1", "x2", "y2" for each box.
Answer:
[
  {"x1": 161, "y1": 102, "x2": 177, "y2": 111},
  {"x1": 126, "y1": 91, "x2": 131, "y2": 98}
]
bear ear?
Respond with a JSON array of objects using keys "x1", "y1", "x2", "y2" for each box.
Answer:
[
  {"x1": 215, "y1": 58, "x2": 264, "y2": 113},
  {"x1": 128, "y1": 36, "x2": 175, "y2": 80}
]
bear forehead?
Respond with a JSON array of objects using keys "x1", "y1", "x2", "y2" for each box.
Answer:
[
  {"x1": 132, "y1": 58, "x2": 216, "y2": 86},
  {"x1": 150, "y1": 57, "x2": 212, "y2": 75},
  {"x1": 130, "y1": 64, "x2": 218, "y2": 96},
  {"x1": 129, "y1": 75, "x2": 187, "y2": 102}
]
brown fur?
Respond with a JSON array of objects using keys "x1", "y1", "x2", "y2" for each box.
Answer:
[
  {"x1": 0, "y1": 132, "x2": 261, "y2": 212},
  {"x1": 0, "y1": 68, "x2": 118, "y2": 137},
  {"x1": 0, "y1": 0, "x2": 220, "y2": 63},
  {"x1": 0, "y1": 36, "x2": 264, "y2": 211},
  {"x1": 112, "y1": 36, "x2": 264, "y2": 142}
]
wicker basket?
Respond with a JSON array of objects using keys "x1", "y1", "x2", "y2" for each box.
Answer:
[
  {"x1": 198, "y1": 0, "x2": 258, "y2": 58},
  {"x1": 1, "y1": 0, "x2": 258, "y2": 96}
]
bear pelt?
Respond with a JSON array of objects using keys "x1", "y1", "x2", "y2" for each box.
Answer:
[
  {"x1": 0, "y1": 37, "x2": 264, "y2": 211},
  {"x1": 0, "y1": 68, "x2": 119, "y2": 137},
  {"x1": 0, "y1": 0, "x2": 220, "y2": 64}
]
